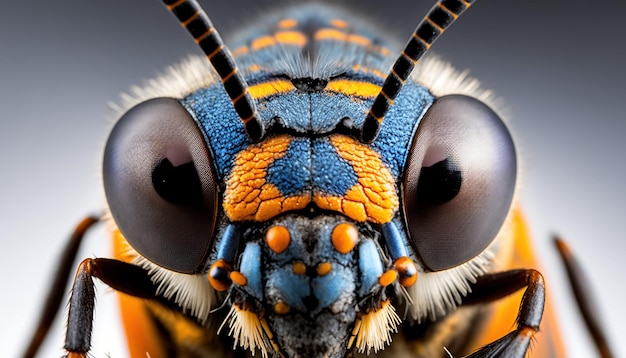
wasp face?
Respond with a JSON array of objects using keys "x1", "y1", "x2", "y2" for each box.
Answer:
[{"x1": 235, "y1": 214, "x2": 366, "y2": 358}]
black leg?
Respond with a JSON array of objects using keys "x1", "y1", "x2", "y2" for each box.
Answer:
[
  {"x1": 554, "y1": 237, "x2": 615, "y2": 358},
  {"x1": 462, "y1": 269, "x2": 545, "y2": 358},
  {"x1": 22, "y1": 216, "x2": 99, "y2": 358},
  {"x1": 63, "y1": 257, "x2": 163, "y2": 357}
]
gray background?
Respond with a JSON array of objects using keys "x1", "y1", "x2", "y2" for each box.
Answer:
[{"x1": 2, "y1": 0, "x2": 624, "y2": 357}]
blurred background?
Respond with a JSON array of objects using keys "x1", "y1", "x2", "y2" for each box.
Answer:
[{"x1": 1, "y1": 0, "x2": 624, "y2": 357}]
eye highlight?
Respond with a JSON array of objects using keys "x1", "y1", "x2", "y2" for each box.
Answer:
[
  {"x1": 103, "y1": 98, "x2": 218, "y2": 273},
  {"x1": 403, "y1": 95, "x2": 516, "y2": 271}
]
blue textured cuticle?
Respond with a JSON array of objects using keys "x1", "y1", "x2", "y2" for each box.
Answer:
[
  {"x1": 312, "y1": 139, "x2": 357, "y2": 196},
  {"x1": 266, "y1": 138, "x2": 311, "y2": 196}
]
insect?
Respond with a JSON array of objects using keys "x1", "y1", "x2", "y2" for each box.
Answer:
[{"x1": 21, "y1": 0, "x2": 616, "y2": 357}]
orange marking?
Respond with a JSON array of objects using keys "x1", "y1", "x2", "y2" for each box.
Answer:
[
  {"x1": 314, "y1": 28, "x2": 347, "y2": 41},
  {"x1": 426, "y1": 17, "x2": 445, "y2": 33},
  {"x1": 194, "y1": 26, "x2": 215, "y2": 44},
  {"x1": 378, "y1": 270, "x2": 398, "y2": 287},
  {"x1": 67, "y1": 353, "x2": 87, "y2": 358},
  {"x1": 206, "y1": 44, "x2": 223, "y2": 59},
  {"x1": 274, "y1": 301, "x2": 291, "y2": 315},
  {"x1": 314, "y1": 28, "x2": 372, "y2": 47},
  {"x1": 317, "y1": 262, "x2": 333, "y2": 276},
  {"x1": 182, "y1": 11, "x2": 200, "y2": 26},
  {"x1": 394, "y1": 256, "x2": 418, "y2": 287},
  {"x1": 437, "y1": 2, "x2": 459, "y2": 19},
  {"x1": 330, "y1": 18, "x2": 348, "y2": 28},
  {"x1": 346, "y1": 34, "x2": 371, "y2": 46},
  {"x1": 331, "y1": 223, "x2": 359, "y2": 254},
  {"x1": 221, "y1": 68, "x2": 238, "y2": 83},
  {"x1": 246, "y1": 64, "x2": 262, "y2": 72},
  {"x1": 166, "y1": 0, "x2": 186, "y2": 10},
  {"x1": 208, "y1": 259, "x2": 232, "y2": 291},
  {"x1": 232, "y1": 46, "x2": 249, "y2": 57},
  {"x1": 292, "y1": 261, "x2": 307, "y2": 275},
  {"x1": 412, "y1": 32, "x2": 432, "y2": 48},
  {"x1": 251, "y1": 35, "x2": 276, "y2": 50},
  {"x1": 248, "y1": 79, "x2": 295, "y2": 99},
  {"x1": 328, "y1": 135, "x2": 399, "y2": 223},
  {"x1": 326, "y1": 79, "x2": 381, "y2": 99},
  {"x1": 266, "y1": 225, "x2": 291, "y2": 254},
  {"x1": 277, "y1": 18, "x2": 297, "y2": 29},
  {"x1": 230, "y1": 271, "x2": 248, "y2": 286},
  {"x1": 275, "y1": 31, "x2": 307, "y2": 46}
]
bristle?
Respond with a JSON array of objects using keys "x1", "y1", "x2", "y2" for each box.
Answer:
[
  {"x1": 353, "y1": 300, "x2": 401, "y2": 354},
  {"x1": 133, "y1": 255, "x2": 216, "y2": 325},
  {"x1": 406, "y1": 248, "x2": 494, "y2": 322},
  {"x1": 218, "y1": 304, "x2": 272, "y2": 358}
]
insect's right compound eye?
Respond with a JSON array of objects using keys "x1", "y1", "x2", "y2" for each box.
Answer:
[{"x1": 103, "y1": 98, "x2": 218, "y2": 274}]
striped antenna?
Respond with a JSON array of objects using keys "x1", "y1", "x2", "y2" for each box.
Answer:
[
  {"x1": 162, "y1": 0, "x2": 265, "y2": 141},
  {"x1": 361, "y1": 0, "x2": 475, "y2": 143}
]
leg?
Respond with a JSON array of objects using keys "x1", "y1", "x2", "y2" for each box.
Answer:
[
  {"x1": 22, "y1": 216, "x2": 99, "y2": 358},
  {"x1": 462, "y1": 269, "x2": 545, "y2": 358},
  {"x1": 64, "y1": 257, "x2": 164, "y2": 357},
  {"x1": 554, "y1": 237, "x2": 614, "y2": 358}
]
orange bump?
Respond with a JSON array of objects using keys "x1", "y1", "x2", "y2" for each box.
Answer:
[
  {"x1": 274, "y1": 301, "x2": 291, "y2": 315},
  {"x1": 275, "y1": 31, "x2": 307, "y2": 47},
  {"x1": 378, "y1": 270, "x2": 398, "y2": 287},
  {"x1": 292, "y1": 261, "x2": 307, "y2": 275},
  {"x1": 251, "y1": 35, "x2": 276, "y2": 50},
  {"x1": 331, "y1": 223, "x2": 359, "y2": 254},
  {"x1": 317, "y1": 262, "x2": 333, "y2": 276},
  {"x1": 230, "y1": 271, "x2": 248, "y2": 286},
  {"x1": 277, "y1": 18, "x2": 297, "y2": 29},
  {"x1": 208, "y1": 259, "x2": 232, "y2": 292},
  {"x1": 394, "y1": 256, "x2": 418, "y2": 287},
  {"x1": 330, "y1": 18, "x2": 348, "y2": 28},
  {"x1": 266, "y1": 225, "x2": 291, "y2": 254}
]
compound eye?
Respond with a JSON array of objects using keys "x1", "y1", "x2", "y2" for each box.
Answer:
[
  {"x1": 403, "y1": 95, "x2": 516, "y2": 271},
  {"x1": 103, "y1": 98, "x2": 217, "y2": 273}
]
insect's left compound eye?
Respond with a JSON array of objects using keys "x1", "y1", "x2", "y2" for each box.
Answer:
[
  {"x1": 103, "y1": 98, "x2": 217, "y2": 273},
  {"x1": 403, "y1": 95, "x2": 516, "y2": 271}
]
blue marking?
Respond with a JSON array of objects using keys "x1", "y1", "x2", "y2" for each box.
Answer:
[
  {"x1": 381, "y1": 221, "x2": 407, "y2": 260},
  {"x1": 358, "y1": 239, "x2": 383, "y2": 296},
  {"x1": 371, "y1": 82, "x2": 434, "y2": 177},
  {"x1": 266, "y1": 138, "x2": 311, "y2": 196},
  {"x1": 313, "y1": 264, "x2": 355, "y2": 309},
  {"x1": 266, "y1": 269, "x2": 310, "y2": 312},
  {"x1": 183, "y1": 87, "x2": 249, "y2": 180},
  {"x1": 312, "y1": 139, "x2": 357, "y2": 196},
  {"x1": 239, "y1": 242, "x2": 263, "y2": 300},
  {"x1": 216, "y1": 224, "x2": 240, "y2": 263},
  {"x1": 310, "y1": 92, "x2": 369, "y2": 132}
]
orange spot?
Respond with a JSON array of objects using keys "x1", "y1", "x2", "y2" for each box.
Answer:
[
  {"x1": 346, "y1": 34, "x2": 371, "y2": 46},
  {"x1": 274, "y1": 301, "x2": 291, "y2": 315},
  {"x1": 246, "y1": 64, "x2": 262, "y2": 72},
  {"x1": 331, "y1": 223, "x2": 359, "y2": 254},
  {"x1": 378, "y1": 270, "x2": 398, "y2": 287},
  {"x1": 317, "y1": 262, "x2": 333, "y2": 276},
  {"x1": 394, "y1": 256, "x2": 418, "y2": 287},
  {"x1": 330, "y1": 18, "x2": 348, "y2": 28},
  {"x1": 292, "y1": 261, "x2": 307, "y2": 275},
  {"x1": 248, "y1": 80, "x2": 295, "y2": 99},
  {"x1": 230, "y1": 271, "x2": 248, "y2": 286},
  {"x1": 67, "y1": 353, "x2": 87, "y2": 358},
  {"x1": 314, "y1": 28, "x2": 347, "y2": 41},
  {"x1": 251, "y1": 35, "x2": 276, "y2": 50},
  {"x1": 277, "y1": 18, "x2": 297, "y2": 29},
  {"x1": 266, "y1": 225, "x2": 291, "y2": 254},
  {"x1": 326, "y1": 79, "x2": 381, "y2": 98},
  {"x1": 208, "y1": 259, "x2": 232, "y2": 291},
  {"x1": 275, "y1": 31, "x2": 307, "y2": 47}
]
